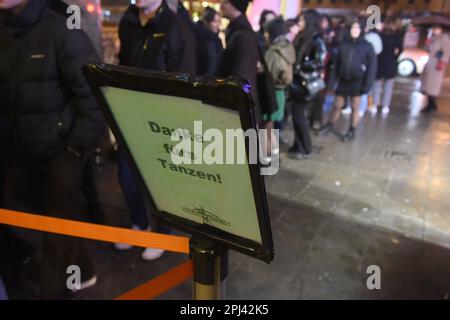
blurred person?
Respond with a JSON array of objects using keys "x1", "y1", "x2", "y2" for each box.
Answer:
[
  {"x1": 360, "y1": 21, "x2": 383, "y2": 117},
  {"x1": 321, "y1": 15, "x2": 335, "y2": 47},
  {"x1": 288, "y1": 9, "x2": 327, "y2": 160},
  {"x1": 115, "y1": 0, "x2": 194, "y2": 260},
  {"x1": 309, "y1": 15, "x2": 335, "y2": 131},
  {"x1": 46, "y1": 0, "x2": 103, "y2": 57},
  {"x1": 371, "y1": 19, "x2": 402, "y2": 116},
  {"x1": 195, "y1": 7, "x2": 223, "y2": 76},
  {"x1": 167, "y1": 0, "x2": 197, "y2": 74},
  {"x1": 219, "y1": 0, "x2": 261, "y2": 122},
  {"x1": 421, "y1": 24, "x2": 450, "y2": 113},
  {"x1": 319, "y1": 18, "x2": 377, "y2": 142},
  {"x1": 263, "y1": 16, "x2": 296, "y2": 157},
  {"x1": 256, "y1": 9, "x2": 275, "y2": 52},
  {"x1": 0, "y1": 0, "x2": 106, "y2": 298},
  {"x1": 46, "y1": 0, "x2": 106, "y2": 224},
  {"x1": 0, "y1": 277, "x2": 7, "y2": 300},
  {"x1": 280, "y1": 18, "x2": 300, "y2": 144},
  {"x1": 285, "y1": 18, "x2": 300, "y2": 43}
]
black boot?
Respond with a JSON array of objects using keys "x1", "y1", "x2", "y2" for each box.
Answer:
[
  {"x1": 341, "y1": 127, "x2": 355, "y2": 143},
  {"x1": 318, "y1": 123, "x2": 333, "y2": 136},
  {"x1": 422, "y1": 96, "x2": 438, "y2": 113}
]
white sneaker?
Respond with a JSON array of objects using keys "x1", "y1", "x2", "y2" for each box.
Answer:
[
  {"x1": 114, "y1": 225, "x2": 141, "y2": 250},
  {"x1": 141, "y1": 248, "x2": 164, "y2": 261},
  {"x1": 72, "y1": 275, "x2": 97, "y2": 292},
  {"x1": 369, "y1": 105, "x2": 378, "y2": 115},
  {"x1": 381, "y1": 106, "x2": 390, "y2": 115},
  {"x1": 341, "y1": 107, "x2": 351, "y2": 115}
]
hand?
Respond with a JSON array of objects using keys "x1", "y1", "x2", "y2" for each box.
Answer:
[{"x1": 436, "y1": 60, "x2": 446, "y2": 71}]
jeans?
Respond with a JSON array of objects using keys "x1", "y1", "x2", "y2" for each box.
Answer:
[
  {"x1": 373, "y1": 78, "x2": 395, "y2": 107},
  {"x1": 117, "y1": 150, "x2": 171, "y2": 234}
]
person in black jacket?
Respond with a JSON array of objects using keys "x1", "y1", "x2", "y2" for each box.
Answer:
[
  {"x1": 256, "y1": 9, "x2": 275, "y2": 53},
  {"x1": 195, "y1": 7, "x2": 223, "y2": 76},
  {"x1": 219, "y1": 0, "x2": 261, "y2": 122},
  {"x1": 320, "y1": 17, "x2": 377, "y2": 142},
  {"x1": 118, "y1": 0, "x2": 193, "y2": 73},
  {"x1": 0, "y1": 0, "x2": 106, "y2": 298},
  {"x1": 288, "y1": 10, "x2": 327, "y2": 160},
  {"x1": 372, "y1": 19, "x2": 403, "y2": 115},
  {"x1": 114, "y1": 0, "x2": 195, "y2": 261}
]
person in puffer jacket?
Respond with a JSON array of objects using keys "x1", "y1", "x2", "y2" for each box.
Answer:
[
  {"x1": 263, "y1": 16, "x2": 296, "y2": 157},
  {"x1": 319, "y1": 17, "x2": 377, "y2": 142},
  {"x1": 0, "y1": 0, "x2": 106, "y2": 298}
]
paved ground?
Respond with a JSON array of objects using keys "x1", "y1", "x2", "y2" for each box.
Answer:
[{"x1": 4, "y1": 77, "x2": 450, "y2": 300}]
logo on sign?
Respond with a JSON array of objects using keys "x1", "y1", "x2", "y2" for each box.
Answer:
[{"x1": 183, "y1": 205, "x2": 231, "y2": 227}]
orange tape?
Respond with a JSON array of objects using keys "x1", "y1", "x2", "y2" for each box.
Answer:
[
  {"x1": 0, "y1": 209, "x2": 190, "y2": 254},
  {"x1": 115, "y1": 260, "x2": 193, "y2": 300}
]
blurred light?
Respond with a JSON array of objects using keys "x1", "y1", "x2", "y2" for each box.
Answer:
[
  {"x1": 131, "y1": 0, "x2": 136, "y2": 4},
  {"x1": 193, "y1": 16, "x2": 200, "y2": 22},
  {"x1": 104, "y1": 10, "x2": 111, "y2": 17},
  {"x1": 86, "y1": 3, "x2": 95, "y2": 13},
  {"x1": 202, "y1": 1, "x2": 208, "y2": 7}
]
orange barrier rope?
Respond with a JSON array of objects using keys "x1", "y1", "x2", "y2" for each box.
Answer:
[
  {"x1": 115, "y1": 260, "x2": 193, "y2": 300},
  {"x1": 0, "y1": 209, "x2": 190, "y2": 254}
]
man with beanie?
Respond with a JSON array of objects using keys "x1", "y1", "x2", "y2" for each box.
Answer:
[
  {"x1": 219, "y1": 0, "x2": 261, "y2": 122},
  {"x1": 0, "y1": 0, "x2": 106, "y2": 298}
]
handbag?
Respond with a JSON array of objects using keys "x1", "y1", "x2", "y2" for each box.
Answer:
[
  {"x1": 290, "y1": 44, "x2": 326, "y2": 101},
  {"x1": 290, "y1": 71, "x2": 325, "y2": 101}
]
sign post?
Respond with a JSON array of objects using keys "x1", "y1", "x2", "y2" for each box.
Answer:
[{"x1": 84, "y1": 64, "x2": 274, "y2": 299}]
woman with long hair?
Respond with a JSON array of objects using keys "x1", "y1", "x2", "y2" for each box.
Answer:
[
  {"x1": 256, "y1": 9, "x2": 276, "y2": 52},
  {"x1": 319, "y1": 17, "x2": 377, "y2": 142},
  {"x1": 288, "y1": 9, "x2": 327, "y2": 160}
]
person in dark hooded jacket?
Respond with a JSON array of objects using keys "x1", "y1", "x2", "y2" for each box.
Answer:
[
  {"x1": 114, "y1": 0, "x2": 196, "y2": 261},
  {"x1": 0, "y1": 0, "x2": 106, "y2": 298},
  {"x1": 195, "y1": 7, "x2": 223, "y2": 76},
  {"x1": 320, "y1": 17, "x2": 377, "y2": 142},
  {"x1": 219, "y1": 0, "x2": 261, "y2": 122},
  {"x1": 118, "y1": 0, "x2": 193, "y2": 73}
]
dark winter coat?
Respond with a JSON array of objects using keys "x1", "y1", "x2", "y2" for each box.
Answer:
[
  {"x1": 118, "y1": 1, "x2": 194, "y2": 73},
  {"x1": 376, "y1": 32, "x2": 403, "y2": 79},
  {"x1": 194, "y1": 21, "x2": 223, "y2": 76},
  {"x1": 219, "y1": 14, "x2": 261, "y2": 121},
  {"x1": 0, "y1": 0, "x2": 106, "y2": 162},
  {"x1": 330, "y1": 37, "x2": 377, "y2": 96}
]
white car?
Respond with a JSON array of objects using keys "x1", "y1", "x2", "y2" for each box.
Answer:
[{"x1": 397, "y1": 48, "x2": 429, "y2": 77}]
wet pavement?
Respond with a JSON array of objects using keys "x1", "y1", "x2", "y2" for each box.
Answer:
[{"x1": 4, "y1": 77, "x2": 450, "y2": 300}]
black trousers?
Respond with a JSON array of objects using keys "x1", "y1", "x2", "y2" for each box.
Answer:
[
  {"x1": 310, "y1": 90, "x2": 325, "y2": 126},
  {"x1": 0, "y1": 150, "x2": 95, "y2": 299},
  {"x1": 291, "y1": 99, "x2": 313, "y2": 155}
]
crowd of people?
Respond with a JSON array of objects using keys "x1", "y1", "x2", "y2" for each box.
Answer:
[{"x1": 0, "y1": 0, "x2": 449, "y2": 299}]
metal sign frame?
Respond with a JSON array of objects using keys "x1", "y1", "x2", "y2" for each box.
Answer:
[{"x1": 84, "y1": 63, "x2": 274, "y2": 263}]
